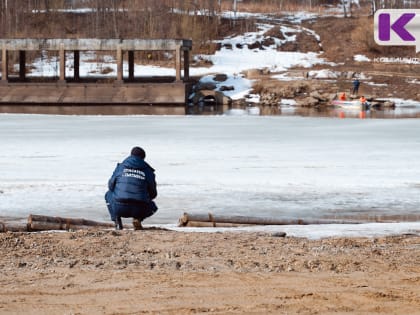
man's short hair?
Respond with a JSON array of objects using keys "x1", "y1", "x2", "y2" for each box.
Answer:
[{"x1": 131, "y1": 147, "x2": 146, "y2": 159}]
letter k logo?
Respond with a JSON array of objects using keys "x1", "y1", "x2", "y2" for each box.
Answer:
[
  {"x1": 379, "y1": 13, "x2": 416, "y2": 41},
  {"x1": 374, "y1": 9, "x2": 420, "y2": 52}
]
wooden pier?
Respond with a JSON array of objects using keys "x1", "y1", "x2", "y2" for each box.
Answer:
[{"x1": 0, "y1": 38, "x2": 192, "y2": 114}]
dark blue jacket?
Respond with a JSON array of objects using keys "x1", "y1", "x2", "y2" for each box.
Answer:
[
  {"x1": 108, "y1": 155, "x2": 157, "y2": 203},
  {"x1": 352, "y1": 79, "x2": 360, "y2": 88}
]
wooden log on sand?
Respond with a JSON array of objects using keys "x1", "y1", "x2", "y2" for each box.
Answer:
[
  {"x1": 1, "y1": 215, "x2": 114, "y2": 233},
  {"x1": 27, "y1": 214, "x2": 114, "y2": 231},
  {"x1": 0, "y1": 221, "x2": 29, "y2": 232},
  {"x1": 182, "y1": 220, "x2": 250, "y2": 228},
  {"x1": 178, "y1": 212, "x2": 364, "y2": 227}
]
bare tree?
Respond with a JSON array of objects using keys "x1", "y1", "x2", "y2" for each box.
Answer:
[{"x1": 111, "y1": 0, "x2": 119, "y2": 38}]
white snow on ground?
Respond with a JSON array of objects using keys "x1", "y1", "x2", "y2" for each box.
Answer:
[
  {"x1": 282, "y1": 11, "x2": 319, "y2": 24},
  {"x1": 354, "y1": 54, "x2": 371, "y2": 62},
  {"x1": 365, "y1": 82, "x2": 388, "y2": 87},
  {"x1": 167, "y1": 222, "x2": 420, "y2": 240},
  {"x1": 407, "y1": 78, "x2": 420, "y2": 84},
  {"x1": 220, "y1": 11, "x2": 266, "y2": 19},
  {"x1": 308, "y1": 69, "x2": 339, "y2": 79},
  {"x1": 271, "y1": 72, "x2": 305, "y2": 81},
  {"x1": 357, "y1": 73, "x2": 372, "y2": 80},
  {"x1": 192, "y1": 22, "x2": 332, "y2": 78},
  {"x1": 196, "y1": 74, "x2": 254, "y2": 100},
  {"x1": 189, "y1": 18, "x2": 334, "y2": 98},
  {"x1": 20, "y1": 51, "x2": 176, "y2": 78}
]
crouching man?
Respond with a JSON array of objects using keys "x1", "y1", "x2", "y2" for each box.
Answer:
[{"x1": 105, "y1": 147, "x2": 158, "y2": 230}]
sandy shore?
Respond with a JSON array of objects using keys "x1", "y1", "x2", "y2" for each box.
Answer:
[{"x1": 0, "y1": 229, "x2": 419, "y2": 315}]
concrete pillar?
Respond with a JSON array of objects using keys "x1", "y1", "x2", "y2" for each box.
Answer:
[
  {"x1": 59, "y1": 44, "x2": 66, "y2": 82},
  {"x1": 19, "y1": 51, "x2": 26, "y2": 81},
  {"x1": 116, "y1": 45, "x2": 123, "y2": 82},
  {"x1": 183, "y1": 49, "x2": 190, "y2": 82},
  {"x1": 128, "y1": 50, "x2": 134, "y2": 81},
  {"x1": 1, "y1": 46, "x2": 8, "y2": 82},
  {"x1": 74, "y1": 50, "x2": 80, "y2": 81},
  {"x1": 175, "y1": 46, "x2": 181, "y2": 81}
]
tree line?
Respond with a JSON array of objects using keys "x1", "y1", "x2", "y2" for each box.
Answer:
[{"x1": 0, "y1": 0, "x2": 418, "y2": 47}]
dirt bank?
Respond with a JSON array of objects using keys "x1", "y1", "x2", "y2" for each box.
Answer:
[{"x1": 0, "y1": 230, "x2": 419, "y2": 314}]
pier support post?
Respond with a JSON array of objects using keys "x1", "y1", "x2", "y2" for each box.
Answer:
[
  {"x1": 128, "y1": 50, "x2": 134, "y2": 81},
  {"x1": 175, "y1": 46, "x2": 181, "y2": 81},
  {"x1": 1, "y1": 46, "x2": 8, "y2": 83},
  {"x1": 183, "y1": 49, "x2": 190, "y2": 82},
  {"x1": 116, "y1": 45, "x2": 123, "y2": 83},
  {"x1": 59, "y1": 44, "x2": 66, "y2": 83},
  {"x1": 19, "y1": 51, "x2": 26, "y2": 81},
  {"x1": 74, "y1": 50, "x2": 80, "y2": 81}
]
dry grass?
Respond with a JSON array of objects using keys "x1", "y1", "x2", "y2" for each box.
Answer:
[
  {"x1": 351, "y1": 16, "x2": 379, "y2": 53},
  {"x1": 251, "y1": 82, "x2": 266, "y2": 94}
]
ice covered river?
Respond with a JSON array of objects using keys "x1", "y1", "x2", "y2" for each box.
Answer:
[{"x1": 1, "y1": 114, "x2": 420, "y2": 237}]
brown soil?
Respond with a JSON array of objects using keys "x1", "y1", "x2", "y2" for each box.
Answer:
[
  {"x1": 247, "y1": 13, "x2": 420, "y2": 102},
  {"x1": 0, "y1": 230, "x2": 419, "y2": 314},
  {"x1": 298, "y1": 15, "x2": 420, "y2": 100}
]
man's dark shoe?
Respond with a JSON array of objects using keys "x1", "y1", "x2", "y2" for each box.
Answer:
[
  {"x1": 115, "y1": 217, "x2": 123, "y2": 230},
  {"x1": 133, "y1": 218, "x2": 143, "y2": 230}
]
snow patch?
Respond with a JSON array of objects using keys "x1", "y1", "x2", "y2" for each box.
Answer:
[
  {"x1": 354, "y1": 54, "x2": 371, "y2": 62},
  {"x1": 308, "y1": 69, "x2": 339, "y2": 79}
]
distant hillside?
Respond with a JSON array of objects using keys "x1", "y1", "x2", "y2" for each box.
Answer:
[{"x1": 1, "y1": 0, "x2": 418, "y2": 56}]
